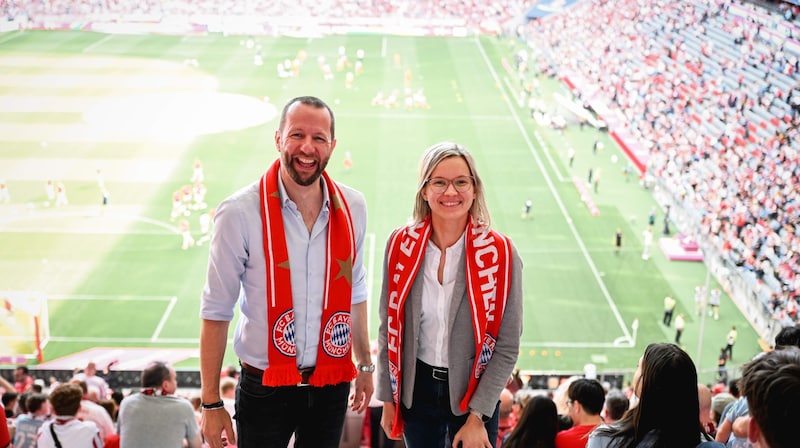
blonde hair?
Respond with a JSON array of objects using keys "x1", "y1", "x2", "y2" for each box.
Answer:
[{"x1": 412, "y1": 141, "x2": 491, "y2": 226}]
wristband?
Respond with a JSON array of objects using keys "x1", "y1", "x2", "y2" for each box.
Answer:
[{"x1": 201, "y1": 400, "x2": 225, "y2": 410}]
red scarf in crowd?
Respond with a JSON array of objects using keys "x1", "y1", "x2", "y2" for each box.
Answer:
[
  {"x1": 385, "y1": 216, "x2": 512, "y2": 438},
  {"x1": 259, "y1": 159, "x2": 357, "y2": 386}
]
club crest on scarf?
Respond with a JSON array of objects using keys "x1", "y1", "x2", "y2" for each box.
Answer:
[
  {"x1": 474, "y1": 334, "x2": 497, "y2": 379},
  {"x1": 272, "y1": 309, "x2": 296, "y2": 356},
  {"x1": 322, "y1": 311, "x2": 352, "y2": 358}
]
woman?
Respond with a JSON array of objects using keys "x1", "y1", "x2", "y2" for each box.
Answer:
[
  {"x1": 587, "y1": 343, "x2": 719, "y2": 448},
  {"x1": 377, "y1": 142, "x2": 524, "y2": 448},
  {"x1": 500, "y1": 395, "x2": 557, "y2": 448}
]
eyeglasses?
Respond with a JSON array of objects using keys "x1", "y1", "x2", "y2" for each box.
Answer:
[{"x1": 425, "y1": 176, "x2": 474, "y2": 193}]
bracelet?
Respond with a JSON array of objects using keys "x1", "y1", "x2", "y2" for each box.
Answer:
[{"x1": 201, "y1": 400, "x2": 225, "y2": 410}]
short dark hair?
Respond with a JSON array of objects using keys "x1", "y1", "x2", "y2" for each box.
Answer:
[
  {"x1": 141, "y1": 361, "x2": 171, "y2": 388},
  {"x1": 774, "y1": 325, "x2": 800, "y2": 350},
  {"x1": 567, "y1": 378, "x2": 605, "y2": 415},
  {"x1": 1, "y1": 391, "x2": 18, "y2": 407},
  {"x1": 604, "y1": 389, "x2": 630, "y2": 421},
  {"x1": 741, "y1": 347, "x2": 800, "y2": 448},
  {"x1": 25, "y1": 393, "x2": 48, "y2": 414},
  {"x1": 48, "y1": 383, "x2": 83, "y2": 416},
  {"x1": 278, "y1": 96, "x2": 335, "y2": 140}
]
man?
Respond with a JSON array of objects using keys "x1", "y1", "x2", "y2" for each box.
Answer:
[
  {"x1": 663, "y1": 295, "x2": 676, "y2": 326},
  {"x1": 72, "y1": 361, "x2": 110, "y2": 401},
  {"x1": 12, "y1": 393, "x2": 50, "y2": 448},
  {"x1": 37, "y1": 383, "x2": 103, "y2": 448},
  {"x1": 556, "y1": 378, "x2": 605, "y2": 448},
  {"x1": 709, "y1": 288, "x2": 721, "y2": 320},
  {"x1": 199, "y1": 96, "x2": 373, "y2": 448},
  {"x1": 695, "y1": 285, "x2": 706, "y2": 316},
  {"x1": 740, "y1": 347, "x2": 800, "y2": 448},
  {"x1": 602, "y1": 389, "x2": 629, "y2": 424},
  {"x1": 725, "y1": 326, "x2": 737, "y2": 360},
  {"x1": 675, "y1": 313, "x2": 686, "y2": 345},
  {"x1": 70, "y1": 379, "x2": 116, "y2": 443},
  {"x1": 716, "y1": 325, "x2": 800, "y2": 446},
  {"x1": 641, "y1": 227, "x2": 653, "y2": 260},
  {"x1": 496, "y1": 388, "x2": 516, "y2": 448},
  {"x1": 13, "y1": 366, "x2": 33, "y2": 394},
  {"x1": 117, "y1": 361, "x2": 201, "y2": 448},
  {"x1": 698, "y1": 384, "x2": 715, "y2": 436}
]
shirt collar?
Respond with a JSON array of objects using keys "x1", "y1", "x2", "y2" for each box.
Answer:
[{"x1": 276, "y1": 173, "x2": 330, "y2": 211}]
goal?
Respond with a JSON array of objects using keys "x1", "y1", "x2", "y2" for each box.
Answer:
[{"x1": 0, "y1": 291, "x2": 48, "y2": 363}]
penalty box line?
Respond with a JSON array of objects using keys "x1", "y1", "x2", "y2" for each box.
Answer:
[{"x1": 48, "y1": 294, "x2": 177, "y2": 342}]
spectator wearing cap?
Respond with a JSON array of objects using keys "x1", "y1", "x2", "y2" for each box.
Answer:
[{"x1": 711, "y1": 393, "x2": 736, "y2": 431}]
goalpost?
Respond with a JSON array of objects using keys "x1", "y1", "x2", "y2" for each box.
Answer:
[{"x1": 0, "y1": 291, "x2": 49, "y2": 363}]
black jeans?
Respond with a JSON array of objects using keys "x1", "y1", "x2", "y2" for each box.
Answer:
[
  {"x1": 402, "y1": 359, "x2": 499, "y2": 448},
  {"x1": 235, "y1": 367, "x2": 350, "y2": 448}
]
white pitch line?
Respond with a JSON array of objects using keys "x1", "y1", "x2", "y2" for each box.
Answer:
[
  {"x1": 46, "y1": 336, "x2": 200, "y2": 344},
  {"x1": 502, "y1": 74, "x2": 566, "y2": 183},
  {"x1": 82, "y1": 34, "x2": 114, "y2": 53},
  {"x1": 48, "y1": 294, "x2": 175, "y2": 301},
  {"x1": 151, "y1": 296, "x2": 178, "y2": 341},
  {"x1": 474, "y1": 36, "x2": 633, "y2": 344}
]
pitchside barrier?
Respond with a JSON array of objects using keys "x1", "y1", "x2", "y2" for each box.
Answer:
[
  {"x1": 0, "y1": 368, "x2": 624, "y2": 394},
  {"x1": 0, "y1": 368, "x2": 202, "y2": 392}
]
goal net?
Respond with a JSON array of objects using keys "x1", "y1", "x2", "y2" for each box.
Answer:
[{"x1": 0, "y1": 291, "x2": 48, "y2": 363}]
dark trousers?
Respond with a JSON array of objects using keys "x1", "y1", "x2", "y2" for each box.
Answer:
[
  {"x1": 370, "y1": 406, "x2": 396, "y2": 448},
  {"x1": 402, "y1": 359, "x2": 499, "y2": 448},
  {"x1": 663, "y1": 310, "x2": 674, "y2": 326},
  {"x1": 235, "y1": 367, "x2": 350, "y2": 448}
]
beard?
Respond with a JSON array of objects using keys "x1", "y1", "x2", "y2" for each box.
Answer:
[{"x1": 282, "y1": 150, "x2": 330, "y2": 186}]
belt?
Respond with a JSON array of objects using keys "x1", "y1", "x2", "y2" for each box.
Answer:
[
  {"x1": 240, "y1": 361, "x2": 315, "y2": 387},
  {"x1": 417, "y1": 359, "x2": 448, "y2": 382}
]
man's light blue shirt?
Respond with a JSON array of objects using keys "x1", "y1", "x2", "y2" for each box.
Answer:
[{"x1": 200, "y1": 173, "x2": 368, "y2": 370}]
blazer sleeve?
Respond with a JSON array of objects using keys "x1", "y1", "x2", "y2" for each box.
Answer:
[{"x1": 376, "y1": 233, "x2": 394, "y2": 403}]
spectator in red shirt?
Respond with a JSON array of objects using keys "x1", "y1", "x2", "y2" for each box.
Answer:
[
  {"x1": 14, "y1": 366, "x2": 34, "y2": 394},
  {"x1": 0, "y1": 409, "x2": 10, "y2": 448},
  {"x1": 555, "y1": 379, "x2": 605, "y2": 448}
]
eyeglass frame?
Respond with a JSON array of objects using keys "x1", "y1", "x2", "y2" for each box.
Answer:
[{"x1": 424, "y1": 175, "x2": 475, "y2": 193}]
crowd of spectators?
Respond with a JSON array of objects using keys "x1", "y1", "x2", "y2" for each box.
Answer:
[
  {"x1": 1, "y1": 0, "x2": 530, "y2": 30},
  {"x1": 0, "y1": 361, "x2": 208, "y2": 448},
  {"x1": 523, "y1": 0, "x2": 800, "y2": 326}
]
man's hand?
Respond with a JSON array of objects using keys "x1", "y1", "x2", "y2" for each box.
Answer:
[
  {"x1": 381, "y1": 402, "x2": 403, "y2": 440},
  {"x1": 350, "y1": 371, "x2": 374, "y2": 413},
  {"x1": 451, "y1": 412, "x2": 492, "y2": 448},
  {"x1": 201, "y1": 408, "x2": 235, "y2": 448}
]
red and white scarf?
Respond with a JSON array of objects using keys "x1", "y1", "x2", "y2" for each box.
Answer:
[
  {"x1": 259, "y1": 159, "x2": 357, "y2": 387},
  {"x1": 385, "y1": 216, "x2": 512, "y2": 438}
]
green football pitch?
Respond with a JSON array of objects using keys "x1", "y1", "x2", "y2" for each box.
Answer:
[{"x1": 0, "y1": 30, "x2": 764, "y2": 384}]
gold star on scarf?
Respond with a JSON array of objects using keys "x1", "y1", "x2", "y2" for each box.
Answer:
[
  {"x1": 335, "y1": 256, "x2": 353, "y2": 285},
  {"x1": 330, "y1": 194, "x2": 342, "y2": 212},
  {"x1": 278, "y1": 259, "x2": 290, "y2": 270}
]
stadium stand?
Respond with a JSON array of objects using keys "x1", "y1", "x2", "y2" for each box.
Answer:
[{"x1": 522, "y1": 0, "x2": 800, "y2": 342}]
